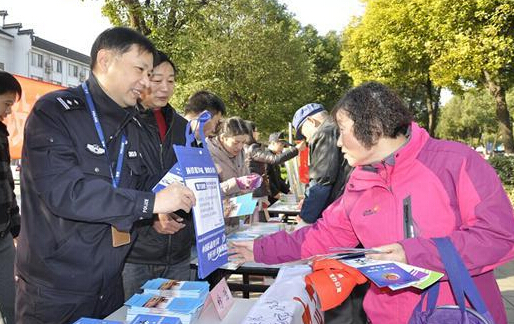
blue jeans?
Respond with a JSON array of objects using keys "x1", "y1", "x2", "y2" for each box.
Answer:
[
  {"x1": 0, "y1": 233, "x2": 15, "y2": 324},
  {"x1": 122, "y1": 258, "x2": 192, "y2": 300}
]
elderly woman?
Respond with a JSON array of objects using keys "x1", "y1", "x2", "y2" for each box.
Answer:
[{"x1": 230, "y1": 81, "x2": 514, "y2": 323}]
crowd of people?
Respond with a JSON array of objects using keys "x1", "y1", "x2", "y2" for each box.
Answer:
[{"x1": 0, "y1": 26, "x2": 513, "y2": 324}]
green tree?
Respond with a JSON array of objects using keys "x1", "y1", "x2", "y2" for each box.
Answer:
[
  {"x1": 341, "y1": 0, "x2": 441, "y2": 135},
  {"x1": 100, "y1": 0, "x2": 313, "y2": 133},
  {"x1": 436, "y1": 89, "x2": 498, "y2": 146},
  {"x1": 299, "y1": 26, "x2": 352, "y2": 109},
  {"x1": 428, "y1": 0, "x2": 514, "y2": 152}
]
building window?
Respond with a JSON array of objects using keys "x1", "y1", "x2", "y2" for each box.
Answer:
[
  {"x1": 0, "y1": 62, "x2": 4, "y2": 71},
  {"x1": 30, "y1": 75, "x2": 43, "y2": 81},
  {"x1": 52, "y1": 59, "x2": 62, "y2": 73},
  {"x1": 68, "y1": 64, "x2": 78, "y2": 77},
  {"x1": 53, "y1": 80, "x2": 61, "y2": 86},
  {"x1": 31, "y1": 53, "x2": 43, "y2": 67}
]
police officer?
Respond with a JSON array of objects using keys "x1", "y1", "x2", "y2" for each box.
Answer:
[{"x1": 15, "y1": 27, "x2": 195, "y2": 324}]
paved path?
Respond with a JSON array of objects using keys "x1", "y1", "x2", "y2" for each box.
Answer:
[{"x1": 497, "y1": 260, "x2": 514, "y2": 323}]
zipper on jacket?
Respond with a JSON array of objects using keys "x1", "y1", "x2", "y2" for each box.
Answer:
[
  {"x1": 159, "y1": 143, "x2": 164, "y2": 169},
  {"x1": 166, "y1": 232, "x2": 173, "y2": 264},
  {"x1": 403, "y1": 195, "x2": 415, "y2": 238}
]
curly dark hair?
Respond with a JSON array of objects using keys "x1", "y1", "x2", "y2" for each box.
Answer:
[{"x1": 332, "y1": 81, "x2": 412, "y2": 149}]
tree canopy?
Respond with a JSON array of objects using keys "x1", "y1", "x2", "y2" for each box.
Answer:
[
  {"x1": 341, "y1": 0, "x2": 441, "y2": 135},
  {"x1": 100, "y1": 0, "x2": 351, "y2": 133},
  {"x1": 341, "y1": 0, "x2": 514, "y2": 151}
]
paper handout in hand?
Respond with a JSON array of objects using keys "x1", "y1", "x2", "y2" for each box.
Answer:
[
  {"x1": 152, "y1": 163, "x2": 184, "y2": 193},
  {"x1": 341, "y1": 257, "x2": 443, "y2": 290},
  {"x1": 223, "y1": 193, "x2": 258, "y2": 218},
  {"x1": 356, "y1": 262, "x2": 416, "y2": 288}
]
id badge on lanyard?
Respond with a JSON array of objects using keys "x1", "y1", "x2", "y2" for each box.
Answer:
[{"x1": 82, "y1": 83, "x2": 131, "y2": 247}]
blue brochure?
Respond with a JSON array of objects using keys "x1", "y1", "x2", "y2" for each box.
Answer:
[
  {"x1": 73, "y1": 319, "x2": 122, "y2": 324},
  {"x1": 355, "y1": 262, "x2": 418, "y2": 288},
  {"x1": 130, "y1": 314, "x2": 182, "y2": 324},
  {"x1": 152, "y1": 164, "x2": 183, "y2": 193},
  {"x1": 172, "y1": 113, "x2": 228, "y2": 278},
  {"x1": 224, "y1": 193, "x2": 258, "y2": 217},
  {"x1": 141, "y1": 278, "x2": 209, "y2": 299},
  {"x1": 125, "y1": 294, "x2": 204, "y2": 314}
]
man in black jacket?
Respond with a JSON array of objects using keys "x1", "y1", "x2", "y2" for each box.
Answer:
[
  {"x1": 183, "y1": 90, "x2": 226, "y2": 146},
  {"x1": 0, "y1": 71, "x2": 21, "y2": 324},
  {"x1": 123, "y1": 51, "x2": 195, "y2": 298},
  {"x1": 292, "y1": 103, "x2": 347, "y2": 224},
  {"x1": 15, "y1": 27, "x2": 195, "y2": 324}
]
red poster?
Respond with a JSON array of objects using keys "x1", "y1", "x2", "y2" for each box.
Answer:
[{"x1": 6, "y1": 75, "x2": 64, "y2": 159}]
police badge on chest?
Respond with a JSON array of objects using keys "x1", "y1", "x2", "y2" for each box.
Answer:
[{"x1": 86, "y1": 143, "x2": 105, "y2": 155}]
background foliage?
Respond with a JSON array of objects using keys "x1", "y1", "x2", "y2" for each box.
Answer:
[{"x1": 101, "y1": 0, "x2": 351, "y2": 133}]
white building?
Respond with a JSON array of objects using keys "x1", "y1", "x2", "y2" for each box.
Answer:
[{"x1": 0, "y1": 10, "x2": 90, "y2": 87}]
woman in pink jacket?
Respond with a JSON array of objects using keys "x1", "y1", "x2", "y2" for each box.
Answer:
[{"x1": 230, "y1": 81, "x2": 514, "y2": 323}]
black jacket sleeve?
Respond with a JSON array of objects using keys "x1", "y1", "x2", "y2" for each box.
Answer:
[
  {"x1": 248, "y1": 144, "x2": 299, "y2": 165},
  {"x1": 308, "y1": 121, "x2": 342, "y2": 186}
]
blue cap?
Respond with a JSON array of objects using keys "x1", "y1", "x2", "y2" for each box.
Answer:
[{"x1": 292, "y1": 103, "x2": 325, "y2": 139}]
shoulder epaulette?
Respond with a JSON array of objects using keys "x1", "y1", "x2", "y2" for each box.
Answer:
[{"x1": 56, "y1": 96, "x2": 84, "y2": 111}]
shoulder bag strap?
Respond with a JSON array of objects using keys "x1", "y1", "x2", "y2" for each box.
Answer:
[{"x1": 433, "y1": 237, "x2": 494, "y2": 323}]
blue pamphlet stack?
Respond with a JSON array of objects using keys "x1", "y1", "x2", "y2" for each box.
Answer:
[
  {"x1": 72, "y1": 319, "x2": 122, "y2": 324},
  {"x1": 124, "y1": 293, "x2": 205, "y2": 324},
  {"x1": 129, "y1": 314, "x2": 182, "y2": 324},
  {"x1": 73, "y1": 315, "x2": 182, "y2": 324},
  {"x1": 129, "y1": 278, "x2": 209, "y2": 321},
  {"x1": 141, "y1": 278, "x2": 210, "y2": 299}
]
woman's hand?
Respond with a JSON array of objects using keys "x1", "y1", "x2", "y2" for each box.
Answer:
[
  {"x1": 366, "y1": 243, "x2": 407, "y2": 264},
  {"x1": 228, "y1": 240, "x2": 255, "y2": 264}
]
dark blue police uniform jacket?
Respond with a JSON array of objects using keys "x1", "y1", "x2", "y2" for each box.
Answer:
[{"x1": 15, "y1": 76, "x2": 156, "y2": 319}]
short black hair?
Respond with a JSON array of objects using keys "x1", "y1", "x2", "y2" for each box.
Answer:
[
  {"x1": 154, "y1": 50, "x2": 177, "y2": 75},
  {"x1": 0, "y1": 71, "x2": 22, "y2": 99},
  {"x1": 332, "y1": 81, "x2": 413, "y2": 149},
  {"x1": 90, "y1": 27, "x2": 156, "y2": 70},
  {"x1": 245, "y1": 120, "x2": 257, "y2": 143},
  {"x1": 184, "y1": 90, "x2": 226, "y2": 116}
]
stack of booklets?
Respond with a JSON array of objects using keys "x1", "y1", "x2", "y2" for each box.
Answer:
[
  {"x1": 125, "y1": 279, "x2": 209, "y2": 324},
  {"x1": 129, "y1": 314, "x2": 182, "y2": 324},
  {"x1": 124, "y1": 294, "x2": 204, "y2": 324},
  {"x1": 74, "y1": 315, "x2": 182, "y2": 324},
  {"x1": 72, "y1": 319, "x2": 122, "y2": 324},
  {"x1": 141, "y1": 278, "x2": 209, "y2": 299}
]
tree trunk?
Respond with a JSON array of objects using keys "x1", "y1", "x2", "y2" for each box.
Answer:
[
  {"x1": 122, "y1": 0, "x2": 151, "y2": 35},
  {"x1": 483, "y1": 70, "x2": 514, "y2": 153},
  {"x1": 424, "y1": 78, "x2": 441, "y2": 136}
]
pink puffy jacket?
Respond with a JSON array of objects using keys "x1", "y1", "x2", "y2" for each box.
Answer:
[{"x1": 254, "y1": 123, "x2": 514, "y2": 323}]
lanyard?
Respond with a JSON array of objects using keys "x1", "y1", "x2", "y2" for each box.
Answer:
[
  {"x1": 186, "y1": 110, "x2": 212, "y2": 147},
  {"x1": 82, "y1": 83, "x2": 127, "y2": 188}
]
